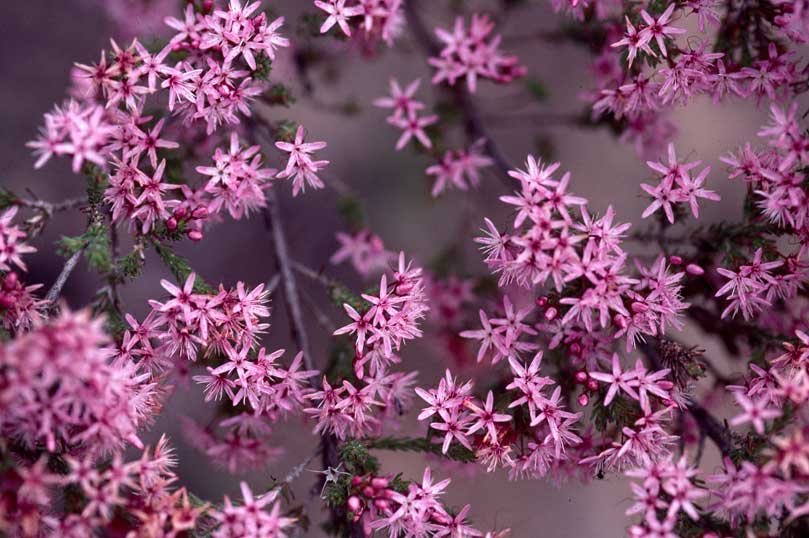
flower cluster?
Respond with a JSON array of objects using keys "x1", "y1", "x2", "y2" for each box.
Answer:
[
  {"x1": 625, "y1": 455, "x2": 707, "y2": 537},
  {"x1": 473, "y1": 155, "x2": 690, "y2": 354},
  {"x1": 210, "y1": 481, "x2": 295, "y2": 538},
  {"x1": 587, "y1": 3, "x2": 804, "y2": 156},
  {"x1": 28, "y1": 1, "x2": 329, "y2": 244},
  {"x1": 0, "y1": 309, "x2": 158, "y2": 455},
  {"x1": 193, "y1": 131, "x2": 274, "y2": 219},
  {"x1": 275, "y1": 125, "x2": 330, "y2": 196},
  {"x1": 0, "y1": 208, "x2": 35, "y2": 272},
  {"x1": 419, "y1": 354, "x2": 585, "y2": 479},
  {"x1": 305, "y1": 253, "x2": 427, "y2": 439},
  {"x1": 315, "y1": 0, "x2": 406, "y2": 45},
  {"x1": 640, "y1": 143, "x2": 720, "y2": 224},
  {"x1": 331, "y1": 228, "x2": 393, "y2": 277},
  {"x1": 120, "y1": 272, "x2": 318, "y2": 471},
  {"x1": 430, "y1": 14, "x2": 526, "y2": 93},
  {"x1": 367, "y1": 467, "x2": 485, "y2": 537},
  {"x1": 0, "y1": 207, "x2": 45, "y2": 330},
  {"x1": 0, "y1": 436, "x2": 209, "y2": 538}
]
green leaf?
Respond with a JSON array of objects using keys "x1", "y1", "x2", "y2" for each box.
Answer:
[{"x1": 152, "y1": 242, "x2": 215, "y2": 294}]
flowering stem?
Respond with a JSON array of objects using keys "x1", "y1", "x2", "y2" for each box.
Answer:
[
  {"x1": 404, "y1": 0, "x2": 517, "y2": 188},
  {"x1": 639, "y1": 341, "x2": 732, "y2": 456}
]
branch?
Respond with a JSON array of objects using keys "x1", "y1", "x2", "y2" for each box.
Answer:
[
  {"x1": 45, "y1": 246, "x2": 86, "y2": 303},
  {"x1": 263, "y1": 190, "x2": 315, "y2": 374}
]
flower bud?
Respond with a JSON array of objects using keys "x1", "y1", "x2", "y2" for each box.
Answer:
[
  {"x1": 535, "y1": 296, "x2": 548, "y2": 307},
  {"x1": 613, "y1": 314, "x2": 628, "y2": 329},
  {"x1": 166, "y1": 217, "x2": 178, "y2": 231},
  {"x1": 570, "y1": 343, "x2": 581, "y2": 356},
  {"x1": 669, "y1": 255, "x2": 683, "y2": 265},
  {"x1": 0, "y1": 294, "x2": 15, "y2": 309},
  {"x1": 192, "y1": 206, "x2": 209, "y2": 220},
  {"x1": 371, "y1": 477, "x2": 389, "y2": 489},
  {"x1": 577, "y1": 393, "x2": 589, "y2": 406},
  {"x1": 543, "y1": 306, "x2": 558, "y2": 321},
  {"x1": 374, "y1": 498, "x2": 390, "y2": 511},
  {"x1": 188, "y1": 230, "x2": 203, "y2": 242},
  {"x1": 173, "y1": 207, "x2": 188, "y2": 220},
  {"x1": 347, "y1": 496, "x2": 362, "y2": 513},
  {"x1": 686, "y1": 263, "x2": 704, "y2": 276},
  {"x1": 574, "y1": 370, "x2": 588, "y2": 384},
  {"x1": 362, "y1": 486, "x2": 375, "y2": 498},
  {"x1": 587, "y1": 379, "x2": 599, "y2": 392},
  {"x1": 351, "y1": 476, "x2": 363, "y2": 487},
  {"x1": 3, "y1": 272, "x2": 19, "y2": 289}
]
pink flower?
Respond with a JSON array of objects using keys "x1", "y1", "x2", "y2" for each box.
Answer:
[
  {"x1": 589, "y1": 353, "x2": 640, "y2": 406},
  {"x1": 388, "y1": 111, "x2": 438, "y2": 150},
  {"x1": 315, "y1": 0, "x2": 364, "y2": 37},
  {"x1": 730, "y1": 392, "x2": 781, "y2": 434}
]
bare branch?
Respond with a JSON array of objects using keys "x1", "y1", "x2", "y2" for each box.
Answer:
[{"x1": 45, "y1": 247, "x2": 86, "y2": 303}]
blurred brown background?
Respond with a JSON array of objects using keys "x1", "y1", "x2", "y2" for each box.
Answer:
[{"x1": 0, "y1": 1, "x2": 777, "y2": 535}]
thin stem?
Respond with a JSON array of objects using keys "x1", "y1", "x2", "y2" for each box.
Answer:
[
  {"x1": 291, "y1": 259, "x2": 335, "y2": 288},
  {"x1": 45, "y1": 247, "x2": 86, "y2": 303}
]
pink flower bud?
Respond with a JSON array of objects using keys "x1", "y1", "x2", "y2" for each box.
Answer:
[
  {"x1": 570, "y1": 343, "x2": 581, "y2": 356},
  {"x1": 351, "y1": 476, "x2": 363, "y2": 487},
  {"x1": 188, "y1": 230, "x2": 203, "y2": 241},
  {"x1": 544, "y1": 307, "x2": 558, "y2": 321},
  {"x1": 347, "y1": 496, "x2": 362, "y2": 513},
  {"x1": 686, "y1": 263, "x2": 704, "y2": 276},
  {"x1": 362, "y1": 486, "x2": 375, "y2": 498},
  {"x1": 587, "y1": 379, "x2": 599, "y2": 392},
  {"x1": 166, "y1": 217, "x2": 178, "y2": 231},
  {"x1": 578, "y1": 393, "x2": 589, "y2": 406},
  {"x1": 374, "y1": 499, "x2": 390, "y2": 511},
  {"x1": 3, "y1": 272, "x2": 19, "y2": 289},
  {"x1": 536, "y1": 296, "x2": 548, "y2": 307},
  {"x1": 173, "y1": 207, "x2": 188, "y2": 220},
  {"x1": 613, "y1": 314, "x2": 628, "y2": 329},
  {"x1": 669, "y1": 255, "x2": 683, "y2": 265},
  {"x1": 575, "y1": 370, "x2": 588, "y2": 384},
  {"x1": 371, "y1": 477, "x2": 389, "y2": 489},
  {"x1": 191, "y1": 206, "x2": 209, "y2": 220},
  {"x1": 0, "y1": 294, "x2": 15, "y2": 309}
]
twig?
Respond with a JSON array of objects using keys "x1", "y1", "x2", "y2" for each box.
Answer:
[
  {"x1": 45, "y1": 247, "x2": 86, "y2": 303},
  {"x1": 267, "y1": 446, "x2": 322, "y2": 496},
  {"x1": 15, "y1": 196, "x2": 86, "y2": 215}
]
